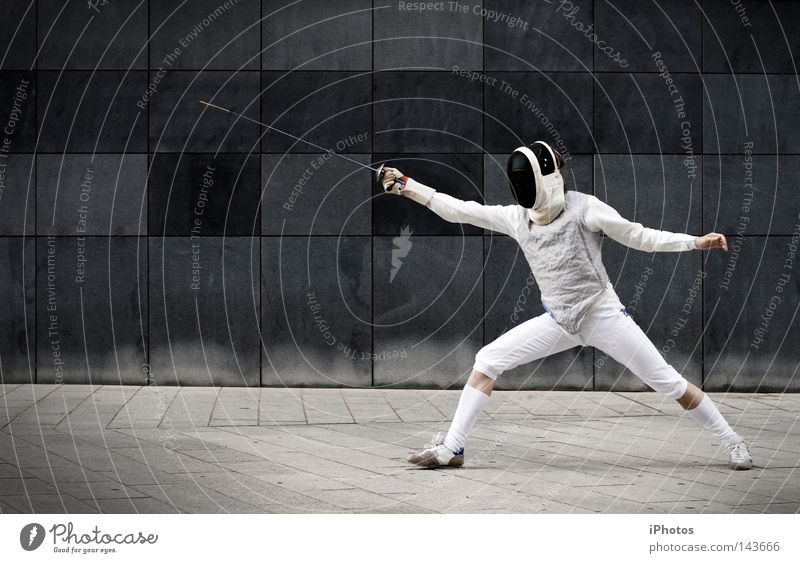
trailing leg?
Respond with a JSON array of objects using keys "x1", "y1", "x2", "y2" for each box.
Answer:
[{"x1": 680, "y1": 382, "x2": 752, "y2": 470}]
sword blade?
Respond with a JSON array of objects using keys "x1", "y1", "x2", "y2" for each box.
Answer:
[{"x1": 198, "y1": 100, "x2": 378, "y2": 173}]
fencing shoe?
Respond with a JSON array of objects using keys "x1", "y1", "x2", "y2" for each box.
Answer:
[
  {"x1": 727, "y1": 440, "x2": 753, "y2": 470},
  {"x1": 406, "y1": 431, "x2": 464, "y2": 468}
]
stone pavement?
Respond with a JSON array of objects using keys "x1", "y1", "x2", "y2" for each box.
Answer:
[{"x1": 0, "y1": 384, "x2": 798, "y2": 514}]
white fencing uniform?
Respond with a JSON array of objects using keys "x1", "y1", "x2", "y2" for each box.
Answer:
[
  {"x1": 393, "y1": 173, "x2": 747, "y2": 465},
  {"x1": 402, "y1": 179, "x2": 695, "y2": 399}
]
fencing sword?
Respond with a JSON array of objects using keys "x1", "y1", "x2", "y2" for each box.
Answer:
[{"x1": 198, "y1": 101, "x2": 405, "y2": 188}]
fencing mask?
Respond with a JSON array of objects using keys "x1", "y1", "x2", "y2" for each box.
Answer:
[{"x1": 506, "y1": 141, "x2": 565, "y2": 225}]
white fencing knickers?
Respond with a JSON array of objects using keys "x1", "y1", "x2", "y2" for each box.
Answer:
[{"x1": 474, "y1": 287, "x2": 689, "y2": 400}]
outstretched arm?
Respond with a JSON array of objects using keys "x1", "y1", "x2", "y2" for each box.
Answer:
[
  {"x1": 585, "y1": 195, "x2": 727, "y2": 252},
  {"x1": 382, "y1": 167, "x2": 519, "y2": 239}
]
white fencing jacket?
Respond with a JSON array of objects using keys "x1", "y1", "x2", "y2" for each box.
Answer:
[{"x1": 401, "y1": 179, "x2": 697, "y2": 334}]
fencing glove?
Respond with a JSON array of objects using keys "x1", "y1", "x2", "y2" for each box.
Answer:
[{"x1": 381, "y1": 167, "x2": 435, "y2": 206}]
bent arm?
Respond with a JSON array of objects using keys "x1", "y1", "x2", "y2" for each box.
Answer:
[
  {"x1": 402, "y1": 178, "x2": 519, "y2": 239},
  {"x1": 585, "y1": 195, "x2": 696, "y2": 252}
]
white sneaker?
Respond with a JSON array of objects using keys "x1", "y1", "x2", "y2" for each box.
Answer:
[
  {"x1": 406, "y1": 432, "x2": 464, "y2": 468},
  {"x1": 727, "y1": 440, "x2": 753, "y2": 470}
]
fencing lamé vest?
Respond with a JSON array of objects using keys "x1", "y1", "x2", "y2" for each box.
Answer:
[{"x1": 514, "y1": 191, "x2": 611, "y2": 334}]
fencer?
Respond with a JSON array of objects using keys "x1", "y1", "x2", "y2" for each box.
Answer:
[{"x1": 381, "y1": 141, "x2": 753, "y2": 471}]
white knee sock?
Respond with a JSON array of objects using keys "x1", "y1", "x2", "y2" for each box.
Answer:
[
  {"x1": 443, "y1": 384, "x2": 489, "y2": 453},
  {"x1": 687, "y1": 394, "x2": 742, "y2": 446}
]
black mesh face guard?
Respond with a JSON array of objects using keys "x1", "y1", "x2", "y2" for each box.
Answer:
[
  {"x1": 507, "y1": 150, "x2": 537, "y2": 208},
  {"x1": 507, "y1": 142, "x2": 562, "y2": 209}
]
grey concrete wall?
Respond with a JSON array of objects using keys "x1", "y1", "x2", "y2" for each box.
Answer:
[{"x1": 0, "y1": 1, "x2": 798, "y2": 391}]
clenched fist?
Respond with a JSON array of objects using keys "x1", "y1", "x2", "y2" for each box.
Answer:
[{"x1": 694, "y1": 232, "x2": 728, "y2": 251}]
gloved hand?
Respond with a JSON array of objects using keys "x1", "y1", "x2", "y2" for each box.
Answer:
[
  {"x1": 380, "y1": 166, "x2": 408, "y2": 193},
  {"x1": 380, "y1": 166, "x2": 436, "y2": 206},
  {"x1": 694, "y1": 232, "x2": 728, "y2": 251}
]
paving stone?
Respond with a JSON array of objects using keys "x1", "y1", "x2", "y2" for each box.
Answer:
[
  {"x1": 259, "y1": 390, "x2": 307, "y2": 421},
  {"x1": 109, "y1": 447, "x2": 232, "y2": 475},
  {"x1": 0, "y1": 492, "x2": 97, "y2": 513},
  {"x1": 179, "y1": 448, "x2": 265, "y2": 464},
  {"x1": 346, "y1": 401, "x2": 402, "y2": 423},
  {"x1": 1, "y1": 446, "x2": 78, "y2": 470},
  {"x1": 301, "y1": 394, "x2": 355, "y2": 424},
  {"x1": 0, "y1": 476, "x2": 60, "y2": 496},
  {"x1": 222, "y1": 460, "x2": 295, "y2": 479},
  {"x1": 258, "y1": 472, "x2": 353, "y2": 492},
  {"x1": 113, "y1": 428, "x2": 210, "y2": 451},
  {"x1": 732, "y1": 502, "x2": 799, "y2": 514},
  {"x1": 23, "y1": 465, "x2": 110, "y2": 485},
  {"x1": 0, "y1": 384, "x2": 22, "y2": 398},
  {"x1": 300, "y1": 487, "x2": 399, "y2": 511},
  {"x1": 0, "y1": 498, "x2": 21, "y2": 513},
  {"x1": 390, "y1": 401, "x2": 450, "y2": 423},
  {"x1": 94, "y1": 497, "x2": 181, "y2": 514},
  {"x1": 95, "y1": 467, "x2": 190, "y2": 486},
  {"x1": 187, "y1": 471, "x2": 341, "y2": 513},
  {"x1": 360, "y1": 502, "x2": 438, "y2": 514},
  {"x1": 153, "y1": 388, "x2": 219, "y2": 428},
  {"x1": 0, "y1": 463, "x2": 26, "y2": 479},
  {"x1": 211, "y1": 388, "x2": 260, "y2": 425},
  {"x1": 130, "y1": 483, "x2": 266, "y2": 514},
  {"x1": 336, "y1": 475, "x2": 425, "y2": 495},
  {"x1": 58, "y1": 479, "x2": 148, "y2": 499},
  {"x1": 65, "y1": 429, "x2": 154, "y2": 449}
]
